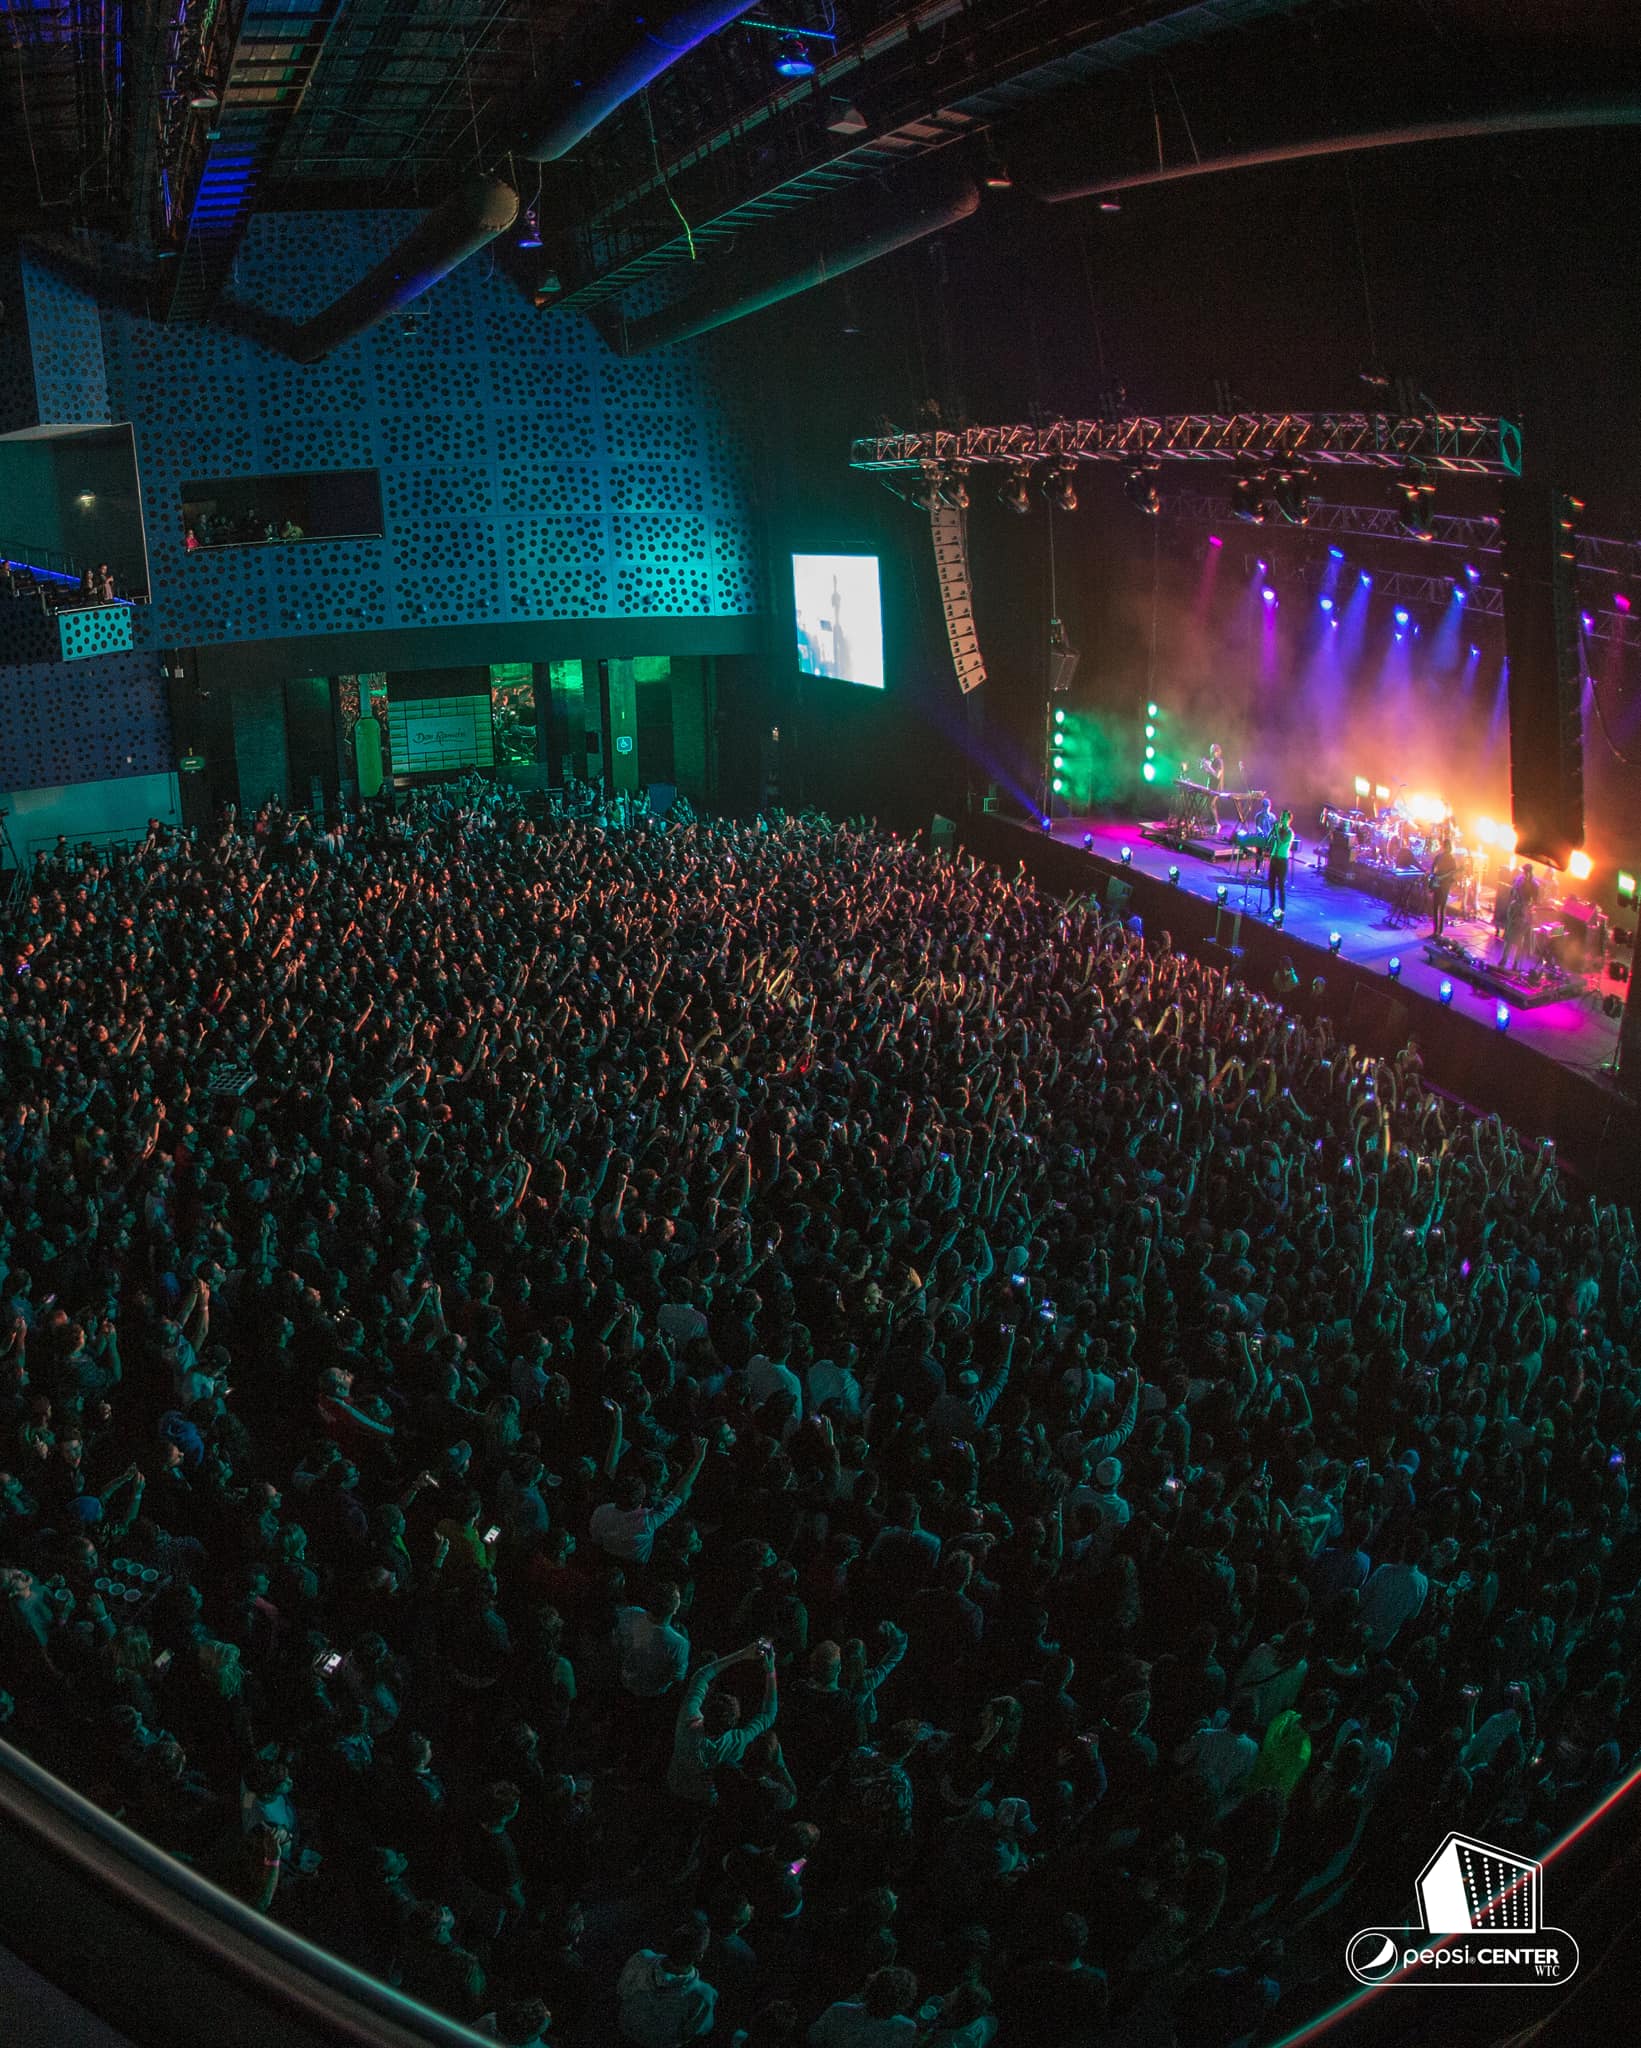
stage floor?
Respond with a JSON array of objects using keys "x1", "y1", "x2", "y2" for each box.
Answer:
[{"x1": 1049, "y1": 816, "x2": 1626, "y2": 1080}]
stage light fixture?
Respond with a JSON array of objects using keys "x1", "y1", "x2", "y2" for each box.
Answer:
[
  {"x1": 1216, "y1": 884, "x2": 1229, "y2": 905},
  {"x1": 1207, "y1": 534, "x2": 1224, "y2": 549},
  {"x1": 1353, "y1": 776, "x2": 1371, "y2": 797},
  {"x1": 1618, "y1": 870, "x2": 1637, "y2": 903},
  {"x1": 1261, "y1": 586, "x2": 1278, "y2": 605},
  {"x1": 1099, "y1": 195, "x2": 1121, "y2": 213},
  {"x1": 1389, "y1": 461, "x2": 1436, "y2": 539},
  {"x1": 1328, "y1": 931, "x2": 1342, "y2": 954},
  {"x1": 1452, "y1": 584, "x2": 1466, "y2": 604},
  {"x1": 1496, "y1": 1002, "x2": 1511, "y2": 1031},
  {"x1": 1374, "y1": 784, "x2": 1390, "y2": 800},
  {"x1": 983, "y1": 142, "x2": 1013, "y2": 190},
  {"x1": 1121, "y1": 845, "x2": 1133, "y2": 866},
  {"x1": 1046, "y1": 464, "x2": 1079, "y2": 513},
  {"x1": 1144, "y1": 722, "x2": 1156, "y2": 738},
  {"x1": 1082, "y1": 833, "x2": 1094, "y2": 849},
  {"x1": 1168, "y1": 865, "x2": 1181, "y2": 883},
  {"x1": 942, "y1": 469, "x2": 971, "y2": 510},
  {"x1": 1147, "y1": 701, "x2": 1159, "y2": 717},
  {"x1": 1568, "y1": 850, "x2": 1594, "y2": 881},
  {"x1": 1269, "y1": 464, "x2": 1314, "y2": 526},
  {"x1": 1359, "y1": 571, "x2": 1373, "y2": 588},
  {"x1": 773, "y1": 34, "x2": 816, "y2": 75},
  {"x1": 999, "y1": 469, "x2": 1032, "y2": 516},
  {"x1": 1581, "y1": 610, "x2": 1595, "y2": 630},
  {"x1": 1394, "y1": 607, "x2": 1410, "y2": 625},
  {"x1": 1054, "y1": 707, "x2": 1066, "y2": 725},
  {"x1": 1464, "y1": 562, "x2": 1482, "y2": 582},
  {"x1": 1142, "y1": 762, "x2": 1157, "y2": 783},
  {"x1": 1388, "y1": 956, "x2": 1401, "y2": 980},
  {"x1": 1052, "y1": 775, "x2": 1064, "y2": 793},
  {"x1": 1616, "y1": 592, "x2": 1632, "y2": 613},
  {"x1": 1328, "y1": 546, "x2": 1345, "y2": 561},
  {"x1": 1272, "y1": 907, "x2": 1284, "y2": 927},
  {"x1": 1123, "y1": 464, "x2": 1162, "y2": 517},
  {"x1": 1040, "y1": 816, "x2": 1052, "y2": 832},
  {"x1": 1319, "y1": 597, "x2": 1334, "y2": 613},
  {"x1": 1231, "y1": 469, "x2": 1269, "y2": 524},
  {"x1": 1439, "y1": 980, "x2": 1454, "y2": 1005}
]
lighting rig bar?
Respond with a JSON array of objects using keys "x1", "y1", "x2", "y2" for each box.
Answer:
[
  {"x1": 1166, "y1": 489, "x2": 1641, "y2": 583},
  {"x1": 849, "y1": 413, "x2": 1523, "y2": 475}
]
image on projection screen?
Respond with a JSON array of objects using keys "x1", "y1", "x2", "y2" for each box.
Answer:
[{"x1": 792, "y1": 553, "x2": 884, "y2": 689}]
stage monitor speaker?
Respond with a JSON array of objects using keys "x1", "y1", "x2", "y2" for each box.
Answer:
[
  {"x1": 1500, "y1": 479, "x2": 1584, "y2": 869},
  {"x1": 1326, "y1": 829, "x2": 1353, "y2": 878},
  {"x1": 930, "y1": 814, "x2": 957, "y2": 857}
]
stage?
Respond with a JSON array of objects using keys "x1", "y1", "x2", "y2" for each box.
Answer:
[
  {"x1": 959, "y1": 808, "x2": 1641, "y2": 1196},
  {"x1": 1057, "y1": 814, "x2": 1626, "y2": 1079}
]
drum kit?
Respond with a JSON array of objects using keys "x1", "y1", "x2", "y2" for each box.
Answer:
[{"x1": 1320, "y1": 789, "x2": 1492, "y2": 925}]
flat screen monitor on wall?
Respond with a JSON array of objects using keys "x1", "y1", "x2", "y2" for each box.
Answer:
[{"x1": 792, "y1": 552, "x2": 884, "y2": 690}]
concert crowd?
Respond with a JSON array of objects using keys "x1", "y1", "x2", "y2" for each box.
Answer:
[{"x1": 2, "y1": 787, "x2": 1638, "y2": 2048}]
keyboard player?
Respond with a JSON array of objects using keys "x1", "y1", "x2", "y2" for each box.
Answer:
[{"x1": 1203, "y1": 742, "x2": 1226, "y2": 828}]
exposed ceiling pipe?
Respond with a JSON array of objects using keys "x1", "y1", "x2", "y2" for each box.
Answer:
[
  {"x1": 279, "y1": 2, "x2": 760, "y2": 360},
  {"x1": 616, "y1": 160, "x2": 981, "y2": 353},
  {"x1": 1038, "y1": 98, "x2": 1641, "y2": 203},
  {"x1": 515, "y1": 0, "x2": 764, "y2": 162},
  {"x1": 283, "y1": 176, "x2": 520, "y2": 363}
]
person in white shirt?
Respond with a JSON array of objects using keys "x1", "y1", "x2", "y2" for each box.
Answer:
[
  {"x1": 745, "y1": 1349, "x2": 803, "y2": 1415},
  {"x1": 668, "y1": 1642, "x2": 778, "y2": 1806},
  {"x1": 590, "y1": 1431, "x2": 708, "y2": 1566},
  {"x1": 613, "y1": 1584, "x2": 691, "y2": 1699}
]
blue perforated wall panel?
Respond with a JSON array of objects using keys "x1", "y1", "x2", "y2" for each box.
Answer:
[
  {"x1": 20, "y1": 259, "x2": 112, "y2": 427},
  {"x1": 0, "y1": 650, "x2": 170, "y2": 790},
  {"x1": 100, "y1": 212, "x2": 762, "y2": 651},
  {"x1": 58, "y1": 605, "x2": 135, "y2": 661}
]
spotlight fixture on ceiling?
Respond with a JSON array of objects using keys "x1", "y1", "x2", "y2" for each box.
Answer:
[
  {"x1": 773, "y1": 34, "x2": 817, "y2": 75},
  {"x1": 1044, "y1": 464, "x2": 1078, "y2": 514},
  {"x1": 1122, "y1": 463, "x2": 1162, "y2": 517},
  {"x1": 908, "y1": 465, "x2": 944, "y2": 513},
  {"x1": 184, "y1": 75, "x2": 220, "y2": 112},
  {"x1": 1268, "y1": 462, "x2": 1314, "y2": 526},
  {"x1": 1230, "y1": 462, "x2": 1269, "y2": 525},
  {"x1": 941, "y1": 464, "x2": 972, "y2": 511},
  {"x1": 999, "y1": 468, "x2": 1033, "y2": 516},
  {"x1": 1389, "y1": 460, "x2": 1436, "y2": 540}
]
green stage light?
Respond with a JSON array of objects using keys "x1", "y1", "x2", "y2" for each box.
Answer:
[
  {"x1": 1142, "y1": 762, "x2": 1156, "y2": 783},
  {"x1": 1052, "y1": 774, "x2": 1065, "y2": 792},
  {"x1": 1619, "y1": 870, "x2": 1637, "y2": 903},
  {"x1": 1145, "y1": 744, "x2": 1155, "y2": 759},
  {"x1": 1054, "y1": 707, "x2": 1066, "y2": 725},
  {"x1": 1145, "y1": 722, "x2": 1156, "y2": 738},
  {"x1": 1146, "y1": 700, "x2": 1159, "y2": 718}
]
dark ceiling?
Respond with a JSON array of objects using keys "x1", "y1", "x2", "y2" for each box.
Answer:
[{"x1": 3, "y1": 0, "x2": 1639, "y2": 327}]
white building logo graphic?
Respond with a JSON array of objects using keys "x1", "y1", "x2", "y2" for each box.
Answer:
[{"x1": 1346, "y1": 1833, "x2": 1579, "y2": 1988}]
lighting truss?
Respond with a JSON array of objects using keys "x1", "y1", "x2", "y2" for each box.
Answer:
[
  {"x1": 1165, "y1": 489, "x2": 1641, "y2": 580},
  {"x1": 1175, "y1": 489, "x2": 1641, "y2": 640},
  {"x1": 849, "y1": 413, "x2": 1523, "y2": 476}
]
